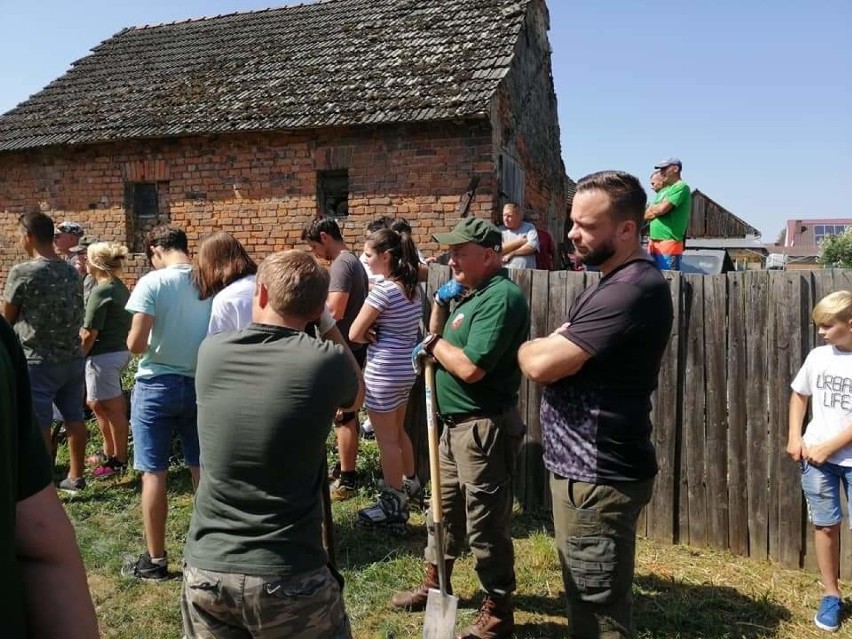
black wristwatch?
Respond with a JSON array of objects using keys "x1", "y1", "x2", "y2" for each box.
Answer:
[{"x1": 422, "y1": 333, "x2": 440, "y2": 354}]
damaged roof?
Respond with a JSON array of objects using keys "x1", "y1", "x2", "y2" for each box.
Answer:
[{"x1": 0, "y1": 0, "x2": 532, "y2": 152}]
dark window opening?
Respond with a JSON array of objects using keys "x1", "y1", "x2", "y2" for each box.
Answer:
[
  {"x1": 317, "y1": 170, "x2": 349, "y2": 217},
  {"x1": 124, "y1": 181, "x2": 170, "y2": 253},
  {"x1": 133, "y1": 183, "x2": 159, "y2": 217}
]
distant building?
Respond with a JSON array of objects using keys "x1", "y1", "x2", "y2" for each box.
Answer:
[
  {"x1": 761, "y1": 218, "x2": 852, "y2": 271},
  {"x1": 678, "y1": 190, "x2": 765, "y2": 270},
  {"x1": 784, "y1": 218, "x2": 852, "y2": 247},
  {"x1": 688, "y1": 190, "x2": 760, "y2": 240}
]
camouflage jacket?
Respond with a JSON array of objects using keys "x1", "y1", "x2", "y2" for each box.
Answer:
[{"x1": 3, "y1": 257, "x2": 84, "y2": 363}]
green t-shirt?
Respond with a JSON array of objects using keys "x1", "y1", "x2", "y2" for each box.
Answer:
[
  {"x1": 436, "y1": 270, "x2": 530, "y2": 415},
  {"x1": 649, "y1": 180, "x2": 692, "y2": 241},
  {"x1": 0, "y1": 317, "x2": 54, "y2": 638},
  {"x1": 185, "y1": 324, "x2": 358, "y2": 576},
  {"x1": 3, "y1": 257, "x2": 83, "y2": 363},
  {"x1": 84, "y1": 278, "x2": 132, "y2": 357}
]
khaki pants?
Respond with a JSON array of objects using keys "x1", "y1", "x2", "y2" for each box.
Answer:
[
  {"x1": 424, "y1": 415, "x2": 523, "y2": 595},
  {"x1": 181, "y1": 564, "x2": 351, "y2": 639},
  {"x1": 550, "y1": 474, "x2": 654, "y2": 639}
]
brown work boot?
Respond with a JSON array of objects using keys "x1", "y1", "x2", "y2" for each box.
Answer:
[
  {"x1": 458, "y1": 594, "x2": 514, "y2": 639},
  {"x1": 389, "y1": 561, "x2": 454, "y2": 611}
]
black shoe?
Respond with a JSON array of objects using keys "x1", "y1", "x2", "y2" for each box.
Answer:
[{"x1": 122, "y1": 551, "x2": 169, "y2": 581}]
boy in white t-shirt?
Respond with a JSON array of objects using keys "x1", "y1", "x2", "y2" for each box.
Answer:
[{"x1": 788, "y1": 290, "x2": 852, "y2": 633}]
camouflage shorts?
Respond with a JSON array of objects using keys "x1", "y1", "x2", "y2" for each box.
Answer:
[{"x1": 181, "y1": 564, "x2": 352, "y2": 639}]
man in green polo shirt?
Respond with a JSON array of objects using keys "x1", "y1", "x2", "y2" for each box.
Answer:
[
  {"x1": 390, "y1": 217, "x2": 529, "y2": 639},
  {"x1": 644, "y1": 157, "x2": 692, "y2": 271}
]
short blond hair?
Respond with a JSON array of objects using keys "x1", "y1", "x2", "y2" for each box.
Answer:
[
  {"x1": 87, "y1": 241, "x2": 129, "y2": 276},
  {"x1": 813, "y1": 290, "x2": 852, "y2": 325},
  {"x1": 257, "y1": 250, "x2": 329, "y2": 320}
]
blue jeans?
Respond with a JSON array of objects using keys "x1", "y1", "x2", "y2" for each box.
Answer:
[
  {"x1": 801, "y1": 460, "x2": 852, "y2": 528},
  {"x1": 131, "y1": 374, "x2": 200, "y2": 472}
]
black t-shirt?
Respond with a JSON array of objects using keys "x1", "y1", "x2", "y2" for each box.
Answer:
[
  {"x1": 0, "y1": 317, "x2": 54, "y2": 637},
  {"x1": 541, "y1": 258, "x2": 673, "y2": 483}
]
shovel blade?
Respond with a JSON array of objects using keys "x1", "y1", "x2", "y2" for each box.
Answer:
[{"x1": 422, "y1": 588, "x2": 458, "y2": 639}]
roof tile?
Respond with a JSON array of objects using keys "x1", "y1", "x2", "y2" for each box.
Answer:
[{"x1": 0, "y1": 0, "x2": 531, "y2": 152}]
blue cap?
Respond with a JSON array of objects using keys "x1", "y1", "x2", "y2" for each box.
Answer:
[{"x1": 654, "y1": 157, "x2": 682, "y2": 170}]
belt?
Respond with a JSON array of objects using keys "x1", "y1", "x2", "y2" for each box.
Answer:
[{"x1": 440, "y1": 412, "x2": 497, "y2": 427}]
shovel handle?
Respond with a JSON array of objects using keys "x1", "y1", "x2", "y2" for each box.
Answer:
[{"x1": 424, "y1": 360, "x2": 443, "y2": 527}]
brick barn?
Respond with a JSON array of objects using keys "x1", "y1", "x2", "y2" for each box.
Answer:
[{"x1": 0, "y1": 0, "x2": 567, "y2": 284}]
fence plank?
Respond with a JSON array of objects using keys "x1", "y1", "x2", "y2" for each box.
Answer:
[
  {"x1": 745, "y1": 271, "x2": 770, "y2": 560},
  {"x1": 726, "y1": 273, "x2": 749, "y2": 556},
  {"x1": 648, "y1": 272, "x2": 681, "y2": 544},
  {"x1": 507, "y1": 268, "x2": 534, "y2": 508},
  {"x1": 769, "y1": 273, "x2": 806, "y2": 569},
  {"x1": 704, "y1": 274, "x2": 729, "y2": 550},
  {"x1": 683, "y1": 275, "x2": 707, "y2": 546},
  {"x1": 525, "y1": 269, "x2": 550, "y2": 511}
]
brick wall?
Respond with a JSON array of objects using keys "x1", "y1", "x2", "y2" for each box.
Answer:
[
  {"x1": 0, "y1": 120, "x2": 497, "y2": 288},
  {"x1": 492, "y1": 0, "x2": 567, "y2": 237}
]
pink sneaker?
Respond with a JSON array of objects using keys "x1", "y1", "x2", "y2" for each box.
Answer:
[{"x1": 92, "y1": 458, "x2": 126, "y2": 479}]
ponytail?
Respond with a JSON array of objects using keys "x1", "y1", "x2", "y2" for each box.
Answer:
[{"x1": 366, "y1": 227, "x2": 420, "y2": 300}]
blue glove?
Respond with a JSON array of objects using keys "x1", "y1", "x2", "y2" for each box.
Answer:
[
  {"x1": 411, "y1": 334, "x2": 439, "y2": 374},
  {"x1": 434, "y1": 279, "x2": 466, "y2": 306}
]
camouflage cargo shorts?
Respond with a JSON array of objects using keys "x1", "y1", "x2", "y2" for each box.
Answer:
[{"x1": 181, "y1": 563, "x2": 352, "y2": 639}]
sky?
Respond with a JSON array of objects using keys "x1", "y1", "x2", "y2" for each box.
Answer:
[{"x1": 1, "y1": 0, "x2": 850, "y2": 241}]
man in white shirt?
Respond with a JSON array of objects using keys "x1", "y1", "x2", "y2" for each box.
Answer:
[{"x1": 499, "y1": 203, "x2": 539, "y2": 269}]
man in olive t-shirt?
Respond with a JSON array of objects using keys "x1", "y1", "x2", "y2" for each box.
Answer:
[
  {"x1": 182, "y1": 251, "x2": 358, "y2": 638},
  {"x1": 643, "y1": 157, "x2": 692, "y2": 271}
]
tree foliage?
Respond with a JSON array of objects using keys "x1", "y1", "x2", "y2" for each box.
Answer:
[{"x1": 819, "y1": 229, "x2": 852, "y2": 268}]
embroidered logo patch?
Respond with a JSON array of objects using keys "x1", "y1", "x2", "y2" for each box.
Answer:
[{"x1": 451, "y1": 313, "x2": 465, "y2": 330}]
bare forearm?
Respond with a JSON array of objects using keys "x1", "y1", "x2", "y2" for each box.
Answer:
[
  {"x1": 501, "y1": 237, "x2": 527, "y2": 253},
  {"x1": 17, "y1": 489, "x2": 99, "y2": 638},
  {"x1": 429, "y1": 303, "x2": 449, "y2": 335},
  {"x1": 787, "y1": 393, "x2": 808, "y2": 443},
  {"x1": 645, "y1": 202, "x2": 673, "y2": 220},
  {"x1": 512, "y1": 242, "x2": 536, "y2": 257},
  {"x1": 431, "y1": 338, "x2": 483, "y2": 384},
  {"x1": 80, "y1": 330, "x2": 97, "y2": 357}
]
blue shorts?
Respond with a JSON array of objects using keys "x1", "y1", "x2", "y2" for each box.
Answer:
[
  {"x1": 131, "y1": 374, "x2": 200, "y2": 472},
  {"x1": 651, "y1": 252, "x2": 681, "y2": 271},
  {"x1": 800, "y1": 460, "x2": 852, "y2": 528},
  {"x1": 28, "y1": 359, "x2": 85, "y2": 429}
]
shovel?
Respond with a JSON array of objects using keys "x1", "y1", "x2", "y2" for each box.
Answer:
[{"x1": 422, "y1": 359, "x2": 458, "y2": 639}]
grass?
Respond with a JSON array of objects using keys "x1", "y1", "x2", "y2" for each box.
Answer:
[{"x1": 56, "y1": 424, "x2": 844, "y2": 639}]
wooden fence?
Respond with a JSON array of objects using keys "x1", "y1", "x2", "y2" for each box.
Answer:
[{"x1": 404, "y1": 266, "x2": 852, "y2": 576}]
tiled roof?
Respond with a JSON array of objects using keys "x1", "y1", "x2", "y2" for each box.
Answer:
[{"x1": 0, "y1": 0, "x2": 531, "y2": 152}]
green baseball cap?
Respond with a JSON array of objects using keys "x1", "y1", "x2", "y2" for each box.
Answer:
[{"x1": 433, "y1": 217, "x2": 502, "y2": 251}]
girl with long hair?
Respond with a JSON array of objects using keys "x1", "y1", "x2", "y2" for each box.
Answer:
[{"x1": 349, "y1": 226, "x2": 423, "y2": 528}]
